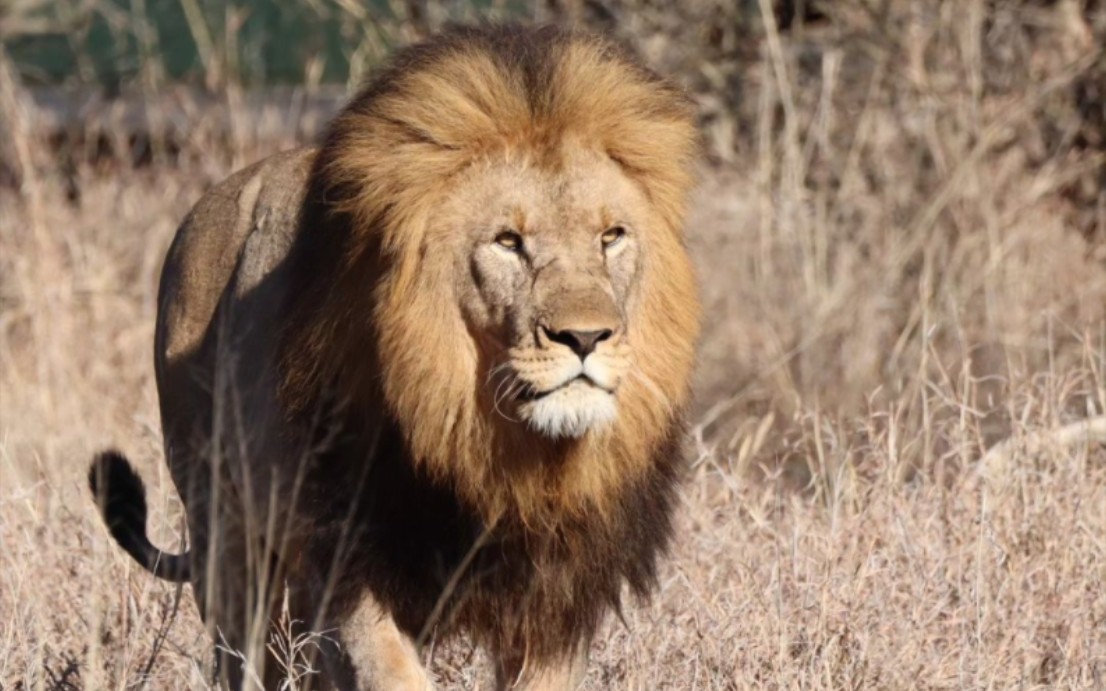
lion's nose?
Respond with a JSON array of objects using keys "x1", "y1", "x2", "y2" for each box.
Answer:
[{"x1": 544, "y1": 327, "x2": 613, "y2": 359}]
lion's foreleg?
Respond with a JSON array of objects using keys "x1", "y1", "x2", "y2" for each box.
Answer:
[{"x1": 335, "y1": 590, "x2": 435, "y2": 690}]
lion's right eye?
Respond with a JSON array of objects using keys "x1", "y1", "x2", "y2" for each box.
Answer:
[
  {"x1": 494, "y1": 231, "x2": 524, "y2": 253},
  {"x1": 601, "y1": 226, "x2": 626, "y2": 249}
]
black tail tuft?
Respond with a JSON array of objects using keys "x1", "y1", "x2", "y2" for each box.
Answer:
[
  {"x1": 89, "y1": 450, "x2": 150, "y2": 534},
  {"x1": 89, "y1": 450, "x2": 191, "y2": 582}
]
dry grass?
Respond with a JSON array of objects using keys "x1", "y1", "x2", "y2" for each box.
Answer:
[{"x1": 2, "y1": 1, "x2": 1105, "y2": 689}]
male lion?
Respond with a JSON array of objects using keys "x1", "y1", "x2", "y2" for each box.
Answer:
[{"x1": 89, "y1": 24, "x2": 700, "y2": 690}]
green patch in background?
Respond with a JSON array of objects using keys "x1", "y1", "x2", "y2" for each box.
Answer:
[{"x1": 2, "y1": 0, "x2": 529, "y2": 88}]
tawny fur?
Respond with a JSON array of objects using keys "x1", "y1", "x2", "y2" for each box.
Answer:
[{"x1": 90, "y1": 24, "x2": 701, "y2": 689}]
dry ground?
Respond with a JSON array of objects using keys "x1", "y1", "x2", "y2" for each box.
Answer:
[
  {"x1": 3, "y1": 3, "x2": 1106, "y2": 690},
  {"x1": 2, "y1": 163, "x2": 1104, "y2": 690}
]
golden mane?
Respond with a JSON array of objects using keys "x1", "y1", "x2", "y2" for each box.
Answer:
[{"x1": 281, "y1": 24, "x2": 701, "y2": 527}]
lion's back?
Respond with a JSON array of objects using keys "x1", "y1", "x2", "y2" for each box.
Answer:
[{"x1": 155, "y1": 148, "x2": 316, "y2": 373}]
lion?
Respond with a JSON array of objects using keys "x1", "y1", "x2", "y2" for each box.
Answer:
[{"x1": 88, "y1": 24, "x2": 700, "y2": 690}]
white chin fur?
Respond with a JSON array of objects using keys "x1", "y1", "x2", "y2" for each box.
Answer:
[{"x1": 519, "y1": 382, "x2": 617, "y2": 439}]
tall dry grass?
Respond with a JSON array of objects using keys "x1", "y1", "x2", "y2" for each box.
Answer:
[{"x1": 1, "y1": 1, "x2": 1105, "y2": 689}]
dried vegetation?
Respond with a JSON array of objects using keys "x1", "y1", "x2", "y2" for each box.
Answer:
[{"x1": 1, "y1": 1, "x2": 1105, "y2": 688}]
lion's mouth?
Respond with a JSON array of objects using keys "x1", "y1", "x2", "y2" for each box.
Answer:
[{"x1": 517, "y1": 375, "x2": 610, "y2": 402}]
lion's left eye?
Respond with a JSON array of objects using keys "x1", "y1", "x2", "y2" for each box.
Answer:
[
  {"x1": 601, "y1": 226, "x2": 626, "y2": 249},
  {"x1": 495, "y1": 231, "x2": 524, "y2": 252}
]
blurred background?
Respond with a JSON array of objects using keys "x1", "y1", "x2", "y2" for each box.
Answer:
[{"x1": 1, "y1": 1, "x2": 1105, "y2": 689}]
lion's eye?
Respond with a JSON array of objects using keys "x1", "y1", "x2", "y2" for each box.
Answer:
[
  {"x1": 601, "y1": 226, "x2": 626, "y2": 249},
  {"x1": 495, "y1": 231, "x2": 524, "y2": 252}
]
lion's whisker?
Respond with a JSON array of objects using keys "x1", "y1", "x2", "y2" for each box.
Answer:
[
  {"x1": 492, "y1": 374, "x2": 524, "y2": 423},
  {"x1": 484, "y1": 360, "x2": 515, "y2": 388},
  {"x1": 491, "y1": 371, "x2": 514, "y2": 408}
]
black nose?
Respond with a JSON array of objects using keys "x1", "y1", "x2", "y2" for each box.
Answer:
[{"x1": 544, "y1": 327, "x2": 613, "y2": 359}]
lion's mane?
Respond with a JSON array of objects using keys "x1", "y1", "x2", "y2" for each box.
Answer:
[{"x1": 278, "y1": 24, "x2": 701, "y2": 659}]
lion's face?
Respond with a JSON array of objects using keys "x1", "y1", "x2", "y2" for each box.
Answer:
[
  {"x1": 302, "y1": 30, "x2": 700, "y2": 516},
  {"x1": 442, "y1": 146, "x2": 647, "y2": 439}
]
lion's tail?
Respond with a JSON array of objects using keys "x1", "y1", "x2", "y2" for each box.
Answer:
[{"x1": 88, "y1": 450, "x2": 191, "y2": 583}]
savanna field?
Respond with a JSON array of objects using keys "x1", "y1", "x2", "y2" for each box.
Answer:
[{"x1": 2, "y1": 2, "x2": 1105, "y2": 689}]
